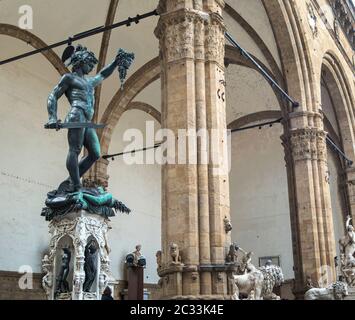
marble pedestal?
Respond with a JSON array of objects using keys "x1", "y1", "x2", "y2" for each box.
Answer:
[
  {"x1": 127, "y1": 266, "x2": 144, "y2": 300},
  {"x1": 41, "y1": 210, "x2": 116, "y2": 300}
]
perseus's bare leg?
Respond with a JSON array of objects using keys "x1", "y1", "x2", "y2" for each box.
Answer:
[
  {"x1": 78, "y1": 127, "x2": 101, "y2": 178},
  {"x1": 66, "y1": 128, "x2": 85, "y2": 190}
]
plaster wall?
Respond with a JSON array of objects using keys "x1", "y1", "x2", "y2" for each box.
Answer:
[
  {"x1": 106, "y1": 109, "x2": 161, "y2": 283},
  {"x1": 327, "y1": 150, "x2": 345, "y2": 258},
  {"x1": 321, "y1": 81, "x2": 341, "y2": 137},
  {"x1": 229, "y1": 124, "x2": 295, "y2": 280},
  {"x1": 0, "y1": 48, "x2": 66, "y2": 273},
  {"x1": 225, "y1": 64, "x2": 280, "y2": 123}
]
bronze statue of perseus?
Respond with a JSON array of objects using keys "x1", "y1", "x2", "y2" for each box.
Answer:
[
  {"x1": 41, "y1": 45, "x2": 133, "y2": 221},
  {"x1": 45, "y1": 45, "x2": 134, "y2": 192}
]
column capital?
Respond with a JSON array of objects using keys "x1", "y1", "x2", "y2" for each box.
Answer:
[
  {"x1": 155, "y1": 9, "x2": 209, "y2": 63},
  {"x1": 285, "y1": 128, "x2": 327, "y2": 162},
  {"x1": 286, "y1": 110, "x2": 324, "y2": 129},
  {"x1": 204, "y1": 12, "x2": 225, "y2": 66}
]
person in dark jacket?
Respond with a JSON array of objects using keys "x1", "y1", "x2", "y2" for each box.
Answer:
[{"x1": 101, "y1": 286, "x2": 114, "y2": 300}]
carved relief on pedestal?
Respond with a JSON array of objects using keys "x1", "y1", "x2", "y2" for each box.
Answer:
[
  {"x1": 41, "y1": 255, "x2": 53, "y2": 298},
  {"x1": 42, "y1": 211, "x2": 115, "y2": 300}
]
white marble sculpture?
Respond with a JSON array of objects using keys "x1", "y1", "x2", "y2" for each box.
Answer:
[
  {"x1": 41, "y1": 254, "x2": 53, "y2": 297},
  {"x1": 304, "y1": 281, "x2": 348, "y2": 300},
  {"x1": 339, "y1": 215, "x2": 355, "y2": 287},
  {"x1": 41, "y1": 210, "x2": 115, "y2": 300},
  {"x1": 231, "y1": 248, "x2": 284, "y2": 300},
  {"x1": 169, "y1": 243, "x2": 182, "y2": 265}
]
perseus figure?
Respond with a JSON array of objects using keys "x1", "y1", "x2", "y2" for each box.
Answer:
[{"x1": 45, "y1": 45, "x2": 134, "y2": 192}]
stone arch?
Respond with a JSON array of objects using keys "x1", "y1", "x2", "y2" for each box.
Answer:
[
  {"x1": 0, "y1": 24, "x2": 69, "y2": 75},
  {"x1": 100, "y1": 1, "x2": 311, "y2": 159},
  {"x1": 99, "y1": 57, "x2": 160, "y2": 155},
  {"x1": 127, "y1": 101, "x2": 161, "y2": 124},
  {"x1": 100, "y1": 46, "x2": 288, "y2": 156},
  {"x1": 227, "y1": 110, "x2": 281, "y2": 130},
  {"x1": 323, "y1": 112, "x2": 350, "y2": 219},
  {"x1": 261, "y1": 0, "x2": 313, "y2": 111},
  {"x1": 320, "y1": 51, "x2": 355, "y2": 240},
  {"x1": 261, "y1": 1, "x2": 342, "y2": 296},
  {"x1": 225, "y1": 46, "x2": 287, "y2": 114},
  {"x1": 321, "y1": 52, "x2": 355, "y2": 162},
  {"x1": 224, "y1": 3, "x2": 283, "y2": 84}
]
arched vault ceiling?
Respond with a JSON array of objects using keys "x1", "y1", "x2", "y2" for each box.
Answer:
[
  {"x1": 1, "y1": 0, "x2": 287, "y2": 128},
  {"x1": 224, "y1": 0, "x2": 282, "y2": 72},
  {"x1": 226, "y1": 64, "x2": 281, "y2": 124},
  {"x1": 0, "y1": 24, "x2": 68, "y2": 75},
  {"x1": 224, "y1": 1, "x2": 283, "y2": 80},
  {"x1": 0, "y1": 0, "x2": 160, "y2": 121},
  {"x1": 0, "y1": 0, "x2": 111, "y2": 58}
]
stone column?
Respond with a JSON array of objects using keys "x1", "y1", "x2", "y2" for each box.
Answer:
[
  {"x1": 156, "y1": 0, "x2": 200, "y2": 298},
  {"x1": 194, "y1": 1, "x2": 212, "y2": 296},
  {"x1": 203, "y1": 0, "x2": 231, "y2": 296},
  {"x1": 155, "y1": 0, "x2": 230, "y2": 299},
  {"x1": 282, "y1": 111, "x2": 337, "y2": 298}
]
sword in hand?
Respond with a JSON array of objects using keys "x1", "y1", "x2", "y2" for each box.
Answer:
[{"x1": 44, "y1": 119, "x2": 106, "y2": 131}]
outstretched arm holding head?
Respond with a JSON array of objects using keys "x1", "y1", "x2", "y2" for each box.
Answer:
[
  {"x1": 90, "y1": 49, "x2": 134, "y2": 87},
  {"x1": 89, "y1": 54, "x2": 122, "y2": 87}
]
